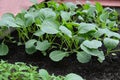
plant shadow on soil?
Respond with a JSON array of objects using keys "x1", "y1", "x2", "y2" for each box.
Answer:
[{"x1": 1, "y1": 36, "x2": 120, "y2": 80}]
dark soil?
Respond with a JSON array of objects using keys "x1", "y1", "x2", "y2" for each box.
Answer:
[{"x1": 0, "y1": 42, "x2": 120, "y2": 80}]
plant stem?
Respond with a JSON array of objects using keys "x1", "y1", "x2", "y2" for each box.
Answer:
[{"x1": 109, "y1": 49, "x2": 120, "y2": 53}]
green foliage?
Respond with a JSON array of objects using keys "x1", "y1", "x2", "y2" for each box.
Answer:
[
  {"x1": 0, "y1": 43, "x2": 9, "y2": 56},
  {"x1": 0, "y1": 60, "x2": 84, "y2": 80},
  {"x1": 49, "y1": 50, "x2": 69, "y2": 62},
  {"x1": 81, "y1": 40, "x2": 102, "y2": 49},
  {"x1": 41, "y1": 20, "x2": 59, "y2": 34},
  {"x1": 80, "y1": 43, "x2": 105, "y2": 63},
  {"x1": 0, "y1": 13, "x2": 19, "y2": 27},
  {"x1": 103, "y1": 38, "x2": 119, "y2": 50},
  {"x1": 59, "y1": 26, "x2": 72, "y2": 38},
  {"x1": 25, "y1": 39, "x2": 51, "y2": 55},
  {"x1": 36, "y1": 40, "x2": 51, "y2": 51},
  {"x1": 61, "y1": 11, "x2": 71, "y2": 21},
  {"x1": 77, "y1": 51, "x2": 91, "y2": 63},
  {"x1": 64, "y1": 73, "x2": 83, "y2": 80},
  {"x1": 78, "y1": 23, "x2": 96, "y2": 34},
  {"x1": 0, "y1": 1, "x2": 120, "y2": 63},
  {"x1": 0, "y1": 60, "x2": 39, "y2": 80},
  {"x1": 25, "y1": 39, "x2": 37, "y2": 54}
]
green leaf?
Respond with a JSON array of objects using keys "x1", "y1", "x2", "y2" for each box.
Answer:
[
  {"x1": 103, "y1": 38, "x2": 119, "y2": 50},
  {"x1": 93, "y1": 28, "x2": 120, "y2": 39},
  {"x1": 107, "y1": 20, "x2": 117, "y2": 29},
  {"x1": 39, "y1": 69, "x2": 50, "y2": 80},
  {"x1": 15, "y1": 17, "x2": 25, "y2": 27},
  {"x1": 49, "y1": 50, "x2": 68, "y2": 62},
  {"x1": 93, "y1": 28, "x2": 107, "y2": 38},
  {"x1": 83, "y1": 3, "x2": 90, "y2": 10},
  {"x1": 0, "y1": 13, "x2": 19, "y2": 27},
  {"x1": 87, "y1": 5, "x2": 96, "y2": 16},
  {"x1": 41, "y1": 20, "x2": 59, "y2": 34},
  {"x1": 80, "y1": 44, "x2": 105, "y2": 62},
  {"x1": 111, "y1": 32, "x2": 120, "y2": 39},
  {"x1": 0, "y1": 20, "x2": 19, "y2": 27},
  {"x1": 36, "y1": 40, "x2": 51, "y2": 51},
  {"x1": 25, "y1": 39, "x2": 37, "y2": 54},
  {"x1": 77, "y1": 51, "x2": 91, "y2": 63},
  {"x1": 0, "y1": 43, "x2": 9, "y2": 56},
  {"x1": 82, "y1": 40, "x2": 102, "y2": 49},
  {"x1": 78, "y1": 23, "x2": 96, "y2": 34},
  {"x1": 99, "y1": 12, "x2": 109, "y2": 22},
  {"x1": 24, "y1": 10, "x2": 39, "y2": 23},
  {"x1": 65, "y1": 2, "x2": 77, "y2": 11},
  {"x1": 33, "y1": 30, "x2": 45, "y2": 37},
  {"x1": 25, "y1": 18, "x2": 33, "y2": 27},
  {"x1": 25, "y1": 46, "x2": 37, "y2": 54},
  {"x1": 95, "y1": 2, "x2": 103, "y2": 13},
  {"x1": 59, "y1": 26, "x2": 72, "y2": 38},
  {"x1": 39, "y1": 8, "x2": 56, "y2": 21},
  {"x1": 65, "y1": 73, "x2": 83, "y2": 80},
  {"x1": 78, "y1": 16, "x2": 84, "y2": 21},
  {"x1": 15, "y1": 13, "x2": 26, "y2": 27},
  {"x1": 1, "y1": 13, "x2": 14, "y2": 21},
  {"x1": 25, "y1": 39, "x2": 37, "y2": 48},
  {"x1": 61, "y1": 11, "x2": 71, "y2": 21}
]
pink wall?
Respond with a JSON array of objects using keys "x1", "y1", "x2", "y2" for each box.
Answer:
[{"x1": 0, "y1": 0, "x2": 44, "y2": 16}]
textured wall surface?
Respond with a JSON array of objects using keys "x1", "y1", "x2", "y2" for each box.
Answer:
[{"x1": 0, "y1": 0, "x2": 43, "y2": 16}]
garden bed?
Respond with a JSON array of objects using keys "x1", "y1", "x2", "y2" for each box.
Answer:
[
  {"x1": 1, "y1": 40, "x2": 120, "y2": 80},
  {"x1": 0, "y1": 1, "x2": 120, "y2": 80}
]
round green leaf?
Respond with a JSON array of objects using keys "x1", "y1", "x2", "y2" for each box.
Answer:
[
  {"x1": 39, "y1": 69, "x2": 50, "y2": 80},
  {"x1": 25, "y1": 39, "x2": 37, "y2": 48},
  {"x1": 25, "y1": 46, "x2": 37, "y2": 55},
  {"x1": 103, "y1": 38, "x2": 119, "y2": 50},
  {"x1": 77, "y1": 51, "x2": 91, "y2": 63},
  {"x1": 39, "y1": 8, "x2": 56, "y2": 20},
  {"x1": 78, "y1": 23, "x2": 96, "y2": 34},
  {"x1": 82, "y1": 40, "x2": 102, "y2": 49},
  {"x1": 36, "y1": 40, "x2": 51, "y2": 51},
  {"x1": 0, "y1": 43, "x2": 9, "y2": 56},
  {"x1": 80, "y1": 44, "x2": 105, "y2": 62},
  {"x1": 65, "y1": 73, "x2": 84, "y2": 80},
  {"x1": 41, "y1": 20, "x2": 59, "y2": 34},
  {"x1": 49, "y1": 50, "x2": 68, "y2": 62}
]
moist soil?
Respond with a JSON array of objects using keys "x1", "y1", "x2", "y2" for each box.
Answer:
[{"x1": 0, "y1": 41, "x2": 120, "y2": 80}]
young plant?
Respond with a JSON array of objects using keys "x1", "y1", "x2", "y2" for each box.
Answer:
[
  {"x1": 0, "y1": 60, "x2": 84, "y2": 80},
  {"x1": 0, "y1": 1, "x2": 120, "y2": 63}
]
